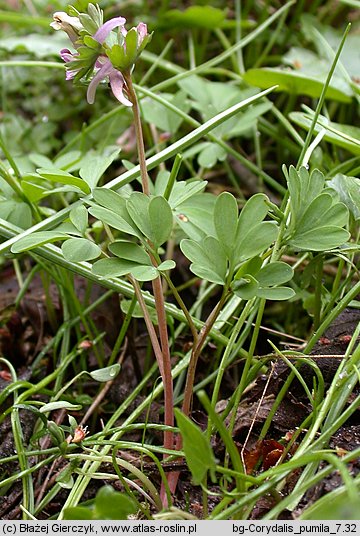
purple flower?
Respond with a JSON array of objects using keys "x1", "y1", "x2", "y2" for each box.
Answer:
[
  {"x1": 93, "y1": 16, "x2": 126, "y2": 44},
  {"x1": 135, "y1": 23, "x2": 148, "y2": 46},
  {"x1": 52, "y1": 6, "x2": 151, "y2": 106},
  {"x1": 60, "y1": 48, "x2": 79, "y2": 80},
  {"x1": 86, "y1": 57, "x2": 132, "y2": 106},
  {"x1": 84, "y1": 15, "x2": 136, "y2": 106}
]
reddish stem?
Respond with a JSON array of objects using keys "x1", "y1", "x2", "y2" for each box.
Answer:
[{"x1": 124, "y1": 71, "x2": 174, "y2": 506}]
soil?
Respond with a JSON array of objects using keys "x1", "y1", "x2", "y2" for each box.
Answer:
[{"x1": 1, "y1": 265, "x2": 360, "y2": 519}]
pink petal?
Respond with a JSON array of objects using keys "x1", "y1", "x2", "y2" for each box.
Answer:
[
  {"x1": 60, "y1": 49, "x2": 79, "y2": 79},
  {"x1": 65, "y1": 70, "x2": 77, "y2": 80},
  {"x1": 86, "y1": 59, "x2": 114, "y2": 104},
  {"x1": 109, "y1": 71, "x2": 133, "y2": 107},
  {"x1": 93, "y1": 16, "x2": 126, "y2": 44},
  {"x1": 60, "y1": 48, "x2": 75, "y2": 63},
  {"x1": 136, "y1": 23, "x2": 148, "y2": 45}
]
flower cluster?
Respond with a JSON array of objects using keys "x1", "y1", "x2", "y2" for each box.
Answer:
[{"x1": 51, "y1": 4, "x2": 151, "y2": 106}]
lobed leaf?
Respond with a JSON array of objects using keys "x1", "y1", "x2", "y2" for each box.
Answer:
[
  {"x1": 108, "y1": 241, "x2": 151, "y2": 265},
  {"x1": 11, "y1": 231, "x2": 68, "y2": 253},
  {"x1": 92, "y1": 258, "x2": 141, "y2": 278},
  {"x1": 62, "y1": 238, "x2": 101, "y2": 262},
  {"x1": 37, "y1": 169, "x2": 91, "y2": 194},
  {"x1": 70, "y1": 205, "x2": 88, "y2": 235},
  {"x1": 89, "y1": 206, "x2": 139, "y2": 237},
  {"x1": 236, "y1": 222, "x2": 278, "y2": 264},
  {"x1": 214, "y1": 192, "x2": 238, "y2": 259},
  {"x1": 289, "y1": 227, "x2": 350, "y2": 251},
  {"x1": 148, "y1": 196, "x2": 174, "y2": 246},
  {"x1": 126, "y1": 192, "x2": 151, "y2": 238},
  {"x1": 256, "y1": 262, "x2": 294, "y2": 287}
]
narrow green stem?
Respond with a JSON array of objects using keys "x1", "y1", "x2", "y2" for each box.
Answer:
[
  {"x1": 163, "y1": 273, "x2": 199, "y2": 344},
  {"x1": 313, "y1": 256, "x2": 323, "y2": 331},
  {"x1": 210, "y1": 299, "x2": 254, "y2": 418},
  {"x1": 228, "y1": 299, "x2": 265, "y2": 438}
]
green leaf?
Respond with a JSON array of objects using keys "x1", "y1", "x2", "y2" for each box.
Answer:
[
  {"x1": 159, "y1": 5, "x2": 226, "y2": 30},
  {"x1": 89, "y1": 206, "x2": 140, "y2": 237},
  {"x1": 189, "y1": 265, "x2": 225, "y2": 284},
  {"x1": 11, "y1": 231, "x2": 68, "y2": 253},
  {"x1": 236, "y1": 193, "x2": 270, "y2": 241},
  {"x1": 130, "y1": 265, "x2": 159, "y2": 281},
  {"x1": 124, "y1": 28, "x2": 138, "y2": 65},
  {"x1": 142, "y1": 91, "x2": 191, "y2": 134},
  {"x1": 121, "y1": 299, "x2": 158, "y2": 324},
  {"x1": 297, "y1": 193, "x2": 333, "y2": 231},
  {"x1": 301, "y1": 490, "x2": 360, "y2": 520},
  {"x1": 79, "y1": 150, "x2": 120, "y2": 190},
  {"x1": 236, "y1": 222, "x2": 278, "y2": 263},
  {"x1": 40, "y1": 401, "x2": 82, "y2": 413},
  {"x1": 126, "y1": 192, "x2": 151, "y2": 238},
  {"x1": 83, "y1": 35, "x2": 100, "y2": 50},
  {"x1": 290, "y1": 111, "x2": 360, "y2": 155},
  {"x1": 179, "y1": 238, "x2": 207, "y2": 263},
  {"x1": 148, "y1": 196, "x2": 173, "y2": 246},
  {"x1": 234, "y1": 256, "x2": 263, "y2": 280},
  {"x1": 92, "y1": 258, "x2": 140, "y2": 278},
  {"x1": 21, "y1": 179, "x2": 47, "y2": 203},
  {"x1": 54, "y1": 222, "x2": 82, "y2": 236},
  {"x1": 180, "y1": 237, "x2": 227, "y2": 284},
  {"x1": 214, "y1": 192, "x2": 238, "y2": 259},
  {"x1": 29, "y1": 153, "x2": 54, "y2": 168},
  {"x1": 62, "y1": 238, "x2": 101, "y2": 262},
  {"x1": 0, "y1": 200, "x2": 32, "y2": 229},
  {"x1": 257, "y1": 262, "x2": 294, "y2": 287},
  {"x1": 157, "y1": 260, "x2": 176, "y2": 271},
  {"x1": 63, "y1": 507, "x2": 93, "y2": 520},
  {"x1": 198, "y1": 142, "x2": 227, "y2": 168},
  {"x1": 37, "y1": 169, "x2": 91, "y2": 194},
  {"x1": 232, "y1": 275, "x2": 259, "y2": 300},
  {"x1": 0, "y1": 33, "x2": 71, "y2": 58},
  {"x1": 93, "y1": 188, "x2": 128, "y2": 213},
  {"x1": 70, "y1": 205, "x2": 88, "y2": 235},
  {"x1": 174, "y1": 192, "x2": 216, "y2": 240},
  {"x1": 55, "y1": 464, "x2": 75, "y2": 489},
  {"x1": 109, "y1": 241, "x2": 151, "y2": 265},
  {"x1": 47, "y1": 421, "x2": 66, "y2": 445},
  {"x1": 328, "y1": 174, "x2": 360, "y2": 221},
  {"x1": 287, "y1": 166, "x2": 324, "y2": 224},
  {"x1": 202, "y1": 236, "x2": 227, "y2": 281},
  {"x1": 54, "y1": 150, "x2": 82, "y2": 171},
  {"x1": 256, "y1": 286, "x2": 295, "y2": 300},
  {"x1": 57, "y1": 473, "x2": 74, "y2": 490},
  {"x1": 89, "y1": 364, "x2": 120, "y2": 382},
  {"x1": 289, "y1": 227, "x2": 350, "y2": 251},
  {"x1": 243, "y1": 68, "x2": 352, "y2": 103},
  {"x1": 94, "y1": 486, "x2": 137, "y2": 520},
  {"x1": 107, "y1": 44, "x2": 127, "y2": 70},
  {"x1": 168, "y1": 180, "x2": 207, "y2": 208},
  {"x1": 174, "y1": 409, "x2": 216, "y2": 485}
]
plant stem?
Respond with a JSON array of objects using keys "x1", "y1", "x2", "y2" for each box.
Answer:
[
  {"x1": 123, "y1": 71, "x2": 150, "y2": 196},
  {"x1": 182, "y1": 291, "x2": 227, "y2": 417},
  {"x1": 151, "y1": 276, "x2": 174, "y2": 448},
  {"x1": 163, "y1": 273, "x2": 199, "y2": 344},
  {"x1": 124, "y1": 71, "x2": 175, "y2": 502}
]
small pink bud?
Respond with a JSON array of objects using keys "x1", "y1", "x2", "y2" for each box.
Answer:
[{"x1": 136, "y1": 22, "x2": 148, "y2": 46}]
